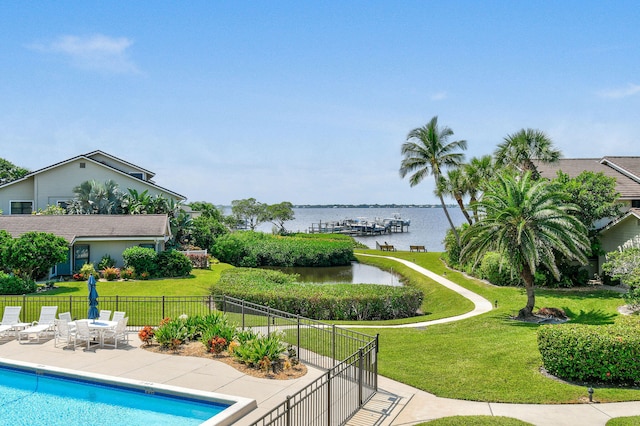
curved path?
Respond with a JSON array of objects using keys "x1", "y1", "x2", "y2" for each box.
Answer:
[
  {"x1": 345, "y1": 255, "x2": 640, "y2": 426},
  {"x1": 349, "y1": 254, "x2": 493, "y2": 328}
]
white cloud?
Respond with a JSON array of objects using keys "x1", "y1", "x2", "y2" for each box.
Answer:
[
  {"x1": 430, "y1": 91, "x2": 448, "y2": 101},
  {"x1": 28, "y1": 34, "x2": 140, "y2": 74},
  {"x1": 597, "y1": 83, "x2": 640, "y2": 99}
]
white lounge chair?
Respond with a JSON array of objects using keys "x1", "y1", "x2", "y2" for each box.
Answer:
[
  {"x1": 101, "y1": 317, "x2": 129, "y2": 348},
  {"x1": 18, "y1": 306, "x2": 58, "y2": 343},
  {"x1": 72, "y1": 320, "x2": 99, "y2": 350},
  {"x1": 54, "y1": 318, "x2": 74, "y2": 348},
  {"x1": 98, "y1": 310, "x2": 112, "y2": 321},
  {"x1": 0, "y1": 306, "x2": 23, "y2": 338},
  {"x1": 111, "y1": 311, "x2": 125, "y2": 322}
]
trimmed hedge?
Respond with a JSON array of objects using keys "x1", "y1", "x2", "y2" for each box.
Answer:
[
  {"x1": 537, "y1": 316, "x2": 640, "y2": 385},
  {"x1": 212, "y1": 268, "x2": 423, "y2": 321},
  {"x1": 211, "y1": 231, "x2": 354, "y2": 267}
]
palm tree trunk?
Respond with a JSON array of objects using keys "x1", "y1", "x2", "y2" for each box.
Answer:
[
  {"x1": 518, "y1": 263, "x2": 536, "y2": 319},
  {"x1": 455, "y1": 196, "x2": 473, "y2": 225},
  {"x1": 438, "y1": 192, "x2": 460, "y2": 243}
]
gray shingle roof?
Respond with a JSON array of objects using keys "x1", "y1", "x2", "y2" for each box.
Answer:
[
  {"x1": 0, "y1": 214, "x2": 170, "y2": 244},
  {"x1": 536, "y1": 158, "x2": 640, "y2": 200}
]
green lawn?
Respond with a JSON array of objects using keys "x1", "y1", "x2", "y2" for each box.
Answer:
[
  {"x1": 355, "y1": 250, "x2": 640, "y2": 404},
  {"x1": 29, "y1": 252, "x2": 640, "y2": 404},
  {"x1": 36, "y1": 265, "x2": 234, "y2": 297}
]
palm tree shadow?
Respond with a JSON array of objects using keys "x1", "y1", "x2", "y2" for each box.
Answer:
[
  {"x1": 562, "y1": 308, "x2": 617, "y2": 325},
  {"x1": 499, "y1": 308, "x2": 617, "y2": 327}
]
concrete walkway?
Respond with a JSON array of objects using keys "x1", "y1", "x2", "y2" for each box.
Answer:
[{"x1": 347, "y1": 255, "x2": 640, "y2": 425}]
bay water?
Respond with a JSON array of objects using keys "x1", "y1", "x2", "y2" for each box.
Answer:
[{"x1": 256, "y1": 206, "x2": 467, "y2": 252}]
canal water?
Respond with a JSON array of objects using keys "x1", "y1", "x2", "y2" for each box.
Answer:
[{"x1": 266, "y1": 262, "x2": 402, "y2": 286}]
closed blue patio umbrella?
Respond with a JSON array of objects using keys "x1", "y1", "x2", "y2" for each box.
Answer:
[{"x1": 87, "y1": 274, "x2": 99, "y2": 322}]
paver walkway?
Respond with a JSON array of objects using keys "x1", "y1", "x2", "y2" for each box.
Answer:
[{"x1": 346, "y1": 255, "x2": 640, "y2": 426}]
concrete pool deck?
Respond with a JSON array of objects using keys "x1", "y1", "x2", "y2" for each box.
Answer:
[{"x1": 0, "y1": 335, "x2": 325, "y2": 425}]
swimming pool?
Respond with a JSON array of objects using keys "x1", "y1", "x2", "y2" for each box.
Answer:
[{"x1": 0, "y1": 358, "x2": 256, "y2": 425}]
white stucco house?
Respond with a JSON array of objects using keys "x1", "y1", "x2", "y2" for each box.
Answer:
[
  {"x1": 0, "y1": 151, "x2": 186, "y2": 277},
  {"x1": 0, "y1": 150, "x2": 185, "y2": 215}
]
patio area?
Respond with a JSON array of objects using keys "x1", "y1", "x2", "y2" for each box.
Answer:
[{"x1": 0, "y1": 333, "x2": 325, "y2": 425}]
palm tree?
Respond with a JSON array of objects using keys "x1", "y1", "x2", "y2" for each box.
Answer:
[
  {"x1": 70, "y1": 179, "x2": 124, "y2": 214},
  {"x1": 123, "y1": 189, "x2": 154, "y2": 214},
  {"x1": 400, "y1": 116, "x2": 467, "y2": 242},
  {"x1": 494, "y1": 128, "x2": 561, "y2": 179},
  {"x1": 460, "y1": 172, "x2": 590, "y2": 319},
  {"x1": 437, "y1": 169, "x2": 473, "y2": 225},
  {"x1": 464, "y1": 155, "x2": 495, "y2": 222}
]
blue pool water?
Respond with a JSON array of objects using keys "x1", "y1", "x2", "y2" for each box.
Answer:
[{"x1": 0, "y1": 366, "x2": 228, "y2": 426}]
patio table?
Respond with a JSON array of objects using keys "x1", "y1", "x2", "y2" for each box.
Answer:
[{"x1": 70, "y1": 320, "x2": 118, "y2": 348}]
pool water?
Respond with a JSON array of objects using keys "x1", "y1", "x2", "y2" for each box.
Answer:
[{"x1": 0, "y1": 366, "x2": 228, "y2": 426}]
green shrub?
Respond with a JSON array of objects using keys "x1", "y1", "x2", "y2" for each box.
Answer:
[
  {"x1": 154, "y1": 318, "x2": 189, "y2": 349},
  {"x1": 479, "y1": 252, "x2": 521, "y2": 286},
  {"x1": 213, "y1": 268, "x2": 423, "y2": 321},
  {"x1": 78, "y1": 263, "x2": 97, "y2": 280},
  {"x1": 120, "y1": 267, "x2": 135, "y2": 280},
  {"x1": 232, "y1": 333, "x2": 288, "y2": 369},
  {"x1": 157, "y1": 250, "x2": 193, "y2": 277},
  {"x1": 98, "y1": 254, "x2": 117, "y2": 270},
  {"x1": 538, "y1": 316, "x2": 640, "y2": 385},
  {"x1": 122, "y1": 246, "x2": 158, "y2": 277},
  {"x1": 212, "y1": 231, "x2": 354, "y2": 267},
  {"x1": 101, "y1": 267, "x2": 120, "y2": 281},
  {"x1": 623, "y1": 286, "x2": 640, "y2": 310},
  {"x1": 0, "y1": 272, "x2": 37, "y2": 294}
]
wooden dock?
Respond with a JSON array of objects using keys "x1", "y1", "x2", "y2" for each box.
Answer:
[{"x1": 307, "y1": 217, "x2": 409, "y2": 237}]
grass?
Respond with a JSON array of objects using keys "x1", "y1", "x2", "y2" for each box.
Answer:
[
  {"x1": 354, "y1": 250, "x2": 640, "y2": 404},
  {"x1": 417, "y1": 416, "x2": 533, "y2": 426},
  {"x1": 607, "y1": 417, "x2": 640, "y2": 426},
  {"x1": 26, "y1": 252, "x2": 640, "y2": 404},
  {"x1": 34, "y1": 265, "x2": 234, "y2": 297}
]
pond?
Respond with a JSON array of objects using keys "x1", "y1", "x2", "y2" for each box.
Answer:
[{"x1": 265, "y1": 262, "x2": 402, "y2": 286}]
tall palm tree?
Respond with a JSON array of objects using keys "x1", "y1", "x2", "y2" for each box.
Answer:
[
  {"x1": 437, "y1": 169, "x2": 473, "y2": 225},
  {"x1": 400, "y1": 116, "x2": 467, "y2": 242},
  {"x1": 460, "y1": 172, "x2": 589, "y2": 319},
  {"x1": 464, "y1": 155, "x2": 495, "y2": 222},
  {"x1": 494, "y1": 128, "x2": 561, "y2": 179}
]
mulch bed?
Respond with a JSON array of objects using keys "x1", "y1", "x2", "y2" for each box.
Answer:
[{"x1": 141, "y1": 341, "x2": 307, "y2": 380}]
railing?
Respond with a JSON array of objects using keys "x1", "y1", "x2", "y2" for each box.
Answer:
[
  {"x1": 220, "y1": 296, "x2": 378, "y2": 426},
  {"x1": 0, "y1": 294, "x2": 379, "y2": 426},
  {"x1": 0, "y1": 295, "x2": 217, "y2": 326}
]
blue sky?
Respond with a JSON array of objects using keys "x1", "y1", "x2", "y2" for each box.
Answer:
[{"x1": 1, "y1": 2, "x2": 638, "y2": 205}]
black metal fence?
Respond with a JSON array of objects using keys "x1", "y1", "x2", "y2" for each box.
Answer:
[
  {"x1": 0, "y1": 295, "x2": 218, "y2": 326},
  {"x1": 220, "y1": 296, "x2": 378, "y2": 426},
  {"x1": 0, "y1": 294, "x2": 379, "y2": 426}
]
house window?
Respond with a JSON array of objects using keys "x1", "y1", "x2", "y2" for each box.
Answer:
[
  {"x1": 57, "y1": 200, "x2": 69, "y2": 210},
  {"x1": 632, "y1": 200, "x2": 640, "y2": 208},
  {"x1": 74, "y1": 244, "x2": 90, "y2": 271},
  {"x1": 130, "y1": 172, "x2": 144, "y2": 179},
  {"x1": 139, "y1": 243, "x2": 155, "y2": 250},
  {"x1": 80, "y1": 162, "x2": 86, "y2": 168},
  {"x1": 10, "y1": 201, "x2": 33, "y2": 214}
]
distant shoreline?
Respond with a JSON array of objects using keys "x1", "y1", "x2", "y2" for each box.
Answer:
[{"x1": 292, "y1": 204, "x2": 456, "y2": 209}]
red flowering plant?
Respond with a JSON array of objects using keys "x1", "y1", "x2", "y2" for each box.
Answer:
[
  {"x1": 207, "y1": 336, "x2": 228, "y2": 355},
  {"x1": 138, "y1": 325, "x2": 155, "y2": 346}
]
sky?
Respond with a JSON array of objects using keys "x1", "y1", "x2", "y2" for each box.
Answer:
[{"x1": 1, "y1": 1, "x2": 639, "y2": 205}]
